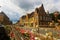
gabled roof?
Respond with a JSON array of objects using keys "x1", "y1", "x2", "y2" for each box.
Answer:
[
  {"x1": 0, "y1": 11, "x2": 9, "y2": 19},
  {"x1": 21, "y1": 15, "x2": 26, "y2": 19}
]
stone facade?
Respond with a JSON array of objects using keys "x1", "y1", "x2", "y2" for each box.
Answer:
[
  {"x1": 18, "y1": 4, "x2": 52, "y2": 27},
  {"x1": 0, "y1": 11, "x2": 12, "y2": 25}
]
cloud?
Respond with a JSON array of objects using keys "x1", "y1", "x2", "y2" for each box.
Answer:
[
  {"x1": 0, "y1": 0, "x2": 60, "y2": 23},
  {"x1": 1, "y1": 6, "x2": 21, "y2": 21},
  {"x1": 11, "y1": 0, "x2": 42, "y2": 12},
  {"x1": 0, "y1": 0, "x2": 26, "y2": 23},
  {"x1": 41, "y1": 0, "x2": 60, "y2": 13},
  {"x1": 11, "y1": 0, "x2": 60, "y2": 13}
]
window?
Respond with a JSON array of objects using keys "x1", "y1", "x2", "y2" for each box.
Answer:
[
  {"x1": 46, "y1": 17, "x2": 47, "y2": 21},
  {"x1": 43, "y1": 16, "x2": 45, "y2": 20},
  {"x1": 40, "y1": 16, "x2": 42, "y2": 20}
]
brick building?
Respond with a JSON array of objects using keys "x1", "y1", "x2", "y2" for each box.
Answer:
[
  {"x1": 0, "y1": 11, "x2": 12, "y2": 25},
  {"x1": 36, "y1": 4, "x2": 52, "y2": 27},
  {"x1": 18, "y1": 4, "x2": 52, "y2": 27}
]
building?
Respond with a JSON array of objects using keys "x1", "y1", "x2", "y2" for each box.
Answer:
[
  {"x1": 36, "y1": 4, "x2": 52, "y2": 27},
  {"x1": 18, "y1": 4, "x2": 52, "y2": 27},
  {"x1": 0, "y1": 11, "x2": 12, "y2": 25}
]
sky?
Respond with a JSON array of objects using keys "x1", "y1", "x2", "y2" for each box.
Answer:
[{"x1": 0, "y1": 0, "x2": 60, "y2": 23}]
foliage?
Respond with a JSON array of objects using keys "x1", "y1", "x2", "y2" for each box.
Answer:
[
  {"x1": 4, "y1": 25, "x2": 12, "y2": 34},
  {"x1": 49, "y1": 12, "x2": 60, "y2": 23}
]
